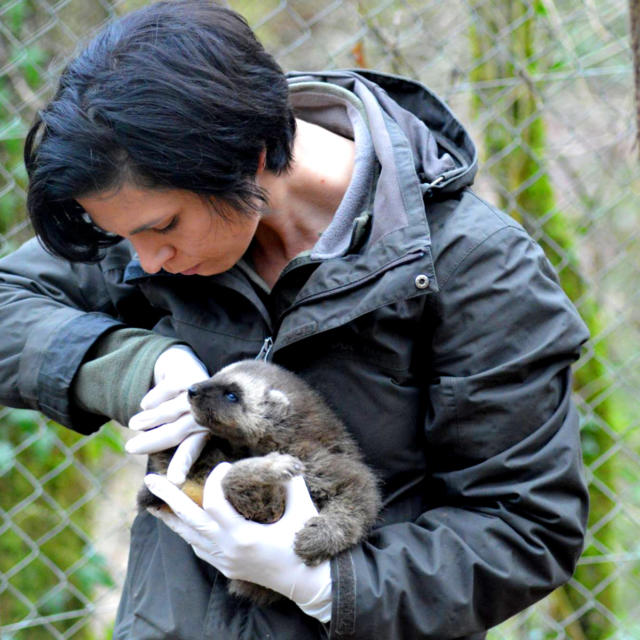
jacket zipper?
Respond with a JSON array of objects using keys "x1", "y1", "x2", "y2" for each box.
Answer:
[{"x1": 255, "y1": 336, "x2": 274, "y2": 361}]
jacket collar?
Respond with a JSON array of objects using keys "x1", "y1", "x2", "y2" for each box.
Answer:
[
  {"x1": 283, "y1": 70, "x2": 476, "y2": 287},
  {"x1": 288, "y1": 69, "x2": 478, "y2": 196}
]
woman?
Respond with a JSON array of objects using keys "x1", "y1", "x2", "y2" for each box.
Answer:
[{"x1": 0, "y1": 1, "x2": 590, "y2": 638}]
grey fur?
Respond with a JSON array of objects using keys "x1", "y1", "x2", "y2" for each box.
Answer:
[{"x1": 138, "y1": 359, "x2": 381, "y2": 606}]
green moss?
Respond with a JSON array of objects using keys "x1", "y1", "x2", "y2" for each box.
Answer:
[{"x1": 470, "y1": 1, "x2": 624, "y2": 637}]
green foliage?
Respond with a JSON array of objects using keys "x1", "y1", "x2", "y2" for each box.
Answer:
[
  {"x1": 5, "y1": 0, "x2": 28, "y2": 33},
  {"x1": 15, "y1": 46, "x2": 47, "y2": 88},
  {"x1": 0, "y1": 2, "x2": 125, "y2": 636},
  {"x1": 0, "y1": 410, "x2": 125, "y2": 638},
  {"x1": 469, "y1": 1, "x2": 633, "y2": 637},
  {"x1": 0, "y1": 1, "x2": 42, "y2": 238},
  {"x1": 0, "y1": 408, "x2": 124, "y2": 639}
]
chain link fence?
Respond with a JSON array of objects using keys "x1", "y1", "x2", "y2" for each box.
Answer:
[{"x1": 0, "y1": 0, "x2": 637, "y2": 638}]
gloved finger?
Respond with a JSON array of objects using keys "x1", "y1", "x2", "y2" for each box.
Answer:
[
  {"x1": 139, "y1": 380, "x2": 184, "y2": 411},
  {"x1": 166, "y1": 431, "x2": 210, "y2": 485},
  {"x1": 125, "y1": 414, "x2": 208, "y2": 455},
  {"x1": 147, "y1": 505, "x2": 215, "y2": 551},
  {"x1": 283, "y1": 475, "x2": 318, "y2": 520},
  {"x1": 191, "y1": 543, "x2": 226, "y2": 569},
  {"x1": 201, "y1": 462, "x2": 241, "y2": 524},
  {"x1": 144, "y1": 474, "x2": 213, "y2": 531},
  {"x1": 130, "y1": 392, "x2": 192, "y2": 430}
]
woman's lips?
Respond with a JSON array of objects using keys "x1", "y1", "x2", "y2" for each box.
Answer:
[{"x1": 180, "y1": 263, "x2": 201, "y2": 275}]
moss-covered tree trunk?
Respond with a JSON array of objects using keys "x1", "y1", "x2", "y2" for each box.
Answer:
[{"x1": 469, "y1": 2, "x2": 620, "y2": 638}]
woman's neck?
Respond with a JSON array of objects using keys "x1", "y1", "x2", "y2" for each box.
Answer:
[{"x1": 251, "y1": 119, "x2": 355, "y2": 286}]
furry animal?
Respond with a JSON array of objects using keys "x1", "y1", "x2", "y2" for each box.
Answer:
[{"x1": 137, "y1": 359, "x2": 381, "y2": 605}]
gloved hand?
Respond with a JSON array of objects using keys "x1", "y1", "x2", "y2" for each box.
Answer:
[
  {"x1": 144, "y1": 463, "x2": 332, "y2": 621},
  {"x1": 126, "y1": 345, "x2": 211, "y2": 484}
]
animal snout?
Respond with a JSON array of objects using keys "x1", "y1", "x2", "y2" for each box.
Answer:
[{"x1": 187, "y1": 384, "x2": 201, "y2": 399}]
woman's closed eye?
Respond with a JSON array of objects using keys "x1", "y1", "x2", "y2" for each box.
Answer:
[{"x1": 154, "y1": 215, "x2": 179, "y2": 234}]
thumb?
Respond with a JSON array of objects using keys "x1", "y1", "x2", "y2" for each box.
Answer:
[
  {"x1": 139, "y1": 381, "x2": 186, "y2": 411},
  {"x1": 283, "y1": 475, "x2": 318, "y2": 520}
]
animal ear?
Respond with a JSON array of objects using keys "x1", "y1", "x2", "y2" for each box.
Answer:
[{"x1": 266, "y1": 389, "x2": 290, "y2": 417}]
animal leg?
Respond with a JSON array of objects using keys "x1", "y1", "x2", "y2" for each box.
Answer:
[
  {"x1": 222, "y1": 452, "x2": 305, "y2": 524},
  {"x1": 294, "y1": 454, "x2": 380, "y2": 565}
]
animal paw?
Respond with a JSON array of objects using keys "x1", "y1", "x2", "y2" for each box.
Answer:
[
  {"x1": 222, "y1": 453, "x2": 304, "y2": 524},
  {"x1": 227, "y1": 579, "x2": 282, "y2": 606},
  {"x1": 224, "y1": 452, "x2": 304, "y2": 486},
  {"x1": 294, "y1": 515, "x2": 346, "y2": 565},
  {"x1": 259, "y1": 452, "x2": 305, "y2": 481}
]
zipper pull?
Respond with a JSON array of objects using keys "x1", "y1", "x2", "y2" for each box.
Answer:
[
  {"x1": 255, "y1": 336, "x2": 274, "y2": 361},
  {"x1": 421, "y1": 175, "x2": 444, "y2": 198}
]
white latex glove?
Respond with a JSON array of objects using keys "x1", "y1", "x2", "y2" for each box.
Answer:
[
  {"x1": 144, "y1": 463, "x2": 332, "y2": 620},
  {"x1": 126, "y1": 345, "x2": 210, "y2": 484}
]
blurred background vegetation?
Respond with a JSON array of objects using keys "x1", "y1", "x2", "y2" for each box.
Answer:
[{"x1": 1, "y1": 0, "x2": 638, "y2": 638}]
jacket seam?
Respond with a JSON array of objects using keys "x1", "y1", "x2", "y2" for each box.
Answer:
[
  {"x1": 170, "y1": 317, "x2": 268, "y2": 342},
  {"x1": 438, "y1": 375, "x2": 463, "y2": 452},
  {"x1": 276, "y1": 286, "x2": 429, "y2": 351},
  {"x1": 72, "y1": 266, "x2": 107, "y2": 310},
  {"x1": 438, "y1": 223, "x2": 526, "y2": 292},
  {"x1": 35, "y1": 312, "x2": 123, "y2": 427},
  {"x1": 291, "y1": 249, "x2": 427, "y2": 308}
]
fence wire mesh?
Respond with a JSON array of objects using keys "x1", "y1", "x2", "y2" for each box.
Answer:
[{"x1": 0, "y1": 0, "x2": 638, "y2": 638}]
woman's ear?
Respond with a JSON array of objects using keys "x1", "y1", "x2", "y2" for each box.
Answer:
[{"x1": 257, "y1": 148, "x2": 267, "y2": 174}]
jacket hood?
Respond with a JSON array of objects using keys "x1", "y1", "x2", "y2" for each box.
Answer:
[
  {"x1": 287, "y1": 69, "x2": 478, "y2": 197},
  {"x1": 286, "y1": 69, "x2": 477, "y2": 266}
]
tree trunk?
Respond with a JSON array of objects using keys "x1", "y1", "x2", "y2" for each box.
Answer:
[{"x1": 469, "y1": 2, "x2": 618, "y2": 637}]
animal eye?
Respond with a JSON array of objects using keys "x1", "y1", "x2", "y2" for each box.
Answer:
[{"x1": 224, "y1": 391, "x2": 239, "y2": 403}]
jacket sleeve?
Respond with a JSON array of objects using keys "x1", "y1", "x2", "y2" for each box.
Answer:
[
  {"x1": 72, "y1": 328, "x2": 182, "y2": 427},
  {"x1": 0, "y1": 238, "x2": 129, "y2": 432},
  {"x1": 329, "y1": 221, "x2": 590, "y2": 638}
]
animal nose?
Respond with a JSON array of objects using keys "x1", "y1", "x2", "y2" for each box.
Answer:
[{"x1": 187, "y1": 385, "x2": 200, "y2": 399}]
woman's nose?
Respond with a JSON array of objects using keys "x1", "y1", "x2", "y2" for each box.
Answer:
[{"x1": 131, "y1": 237, "x2": 175, "y2": 274}]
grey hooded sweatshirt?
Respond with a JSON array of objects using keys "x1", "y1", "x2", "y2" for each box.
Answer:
[{"x1": 0, "y1": 70, "x2": 590, "y2": 639}]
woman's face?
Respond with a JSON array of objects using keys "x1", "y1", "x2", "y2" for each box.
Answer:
[{"x1": 77, "y1": 184, "x2": 261, "y2": 275}]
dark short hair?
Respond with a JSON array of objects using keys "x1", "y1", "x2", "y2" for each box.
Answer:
[{"x1": 25, "y1": 0, "x2": 296, "y2": 262}]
